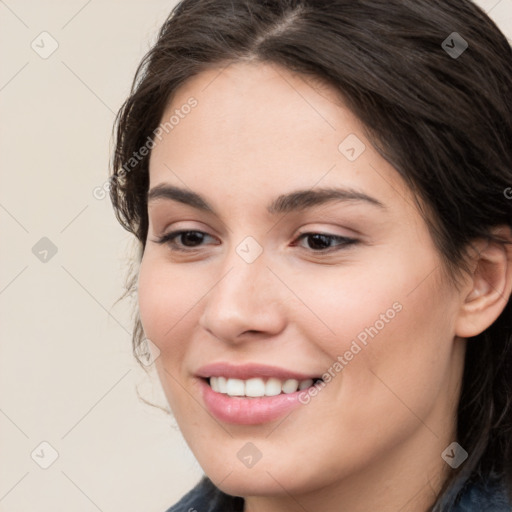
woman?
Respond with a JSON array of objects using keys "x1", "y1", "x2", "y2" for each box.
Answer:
[{"x1": 109, "y1": 0, "x2": 512, "y2": 510}]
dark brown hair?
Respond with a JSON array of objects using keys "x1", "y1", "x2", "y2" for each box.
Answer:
[{"x1": 109, "y1": 0, "x2": 512, "y2": 508}]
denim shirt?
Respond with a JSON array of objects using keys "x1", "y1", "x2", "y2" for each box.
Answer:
[{"x1": 164, "y1": 474, "x2": 511, "y2": 512}]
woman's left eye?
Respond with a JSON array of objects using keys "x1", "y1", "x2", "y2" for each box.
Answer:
[
  {"x1": 293, "y1": 232, "x2": 358, "y2": 252},
  {"x1": 152, "y1": 230, "x2": 358, "y2": 253}
]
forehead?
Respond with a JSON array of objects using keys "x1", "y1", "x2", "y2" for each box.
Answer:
[
  {"x1": 150, "y1": 60, "x2": 359, "y2": 161},
  {"x1": 148, "y1": 61, "x2": 415, "y2": 215}
]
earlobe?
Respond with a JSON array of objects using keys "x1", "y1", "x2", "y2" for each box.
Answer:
[{"x1": 455, "y1": 226, "x2": 512, "y2": 338}]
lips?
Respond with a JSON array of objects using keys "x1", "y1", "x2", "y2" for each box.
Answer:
[
  {"x1": 195, "y1": 362, "x2": 325, "y2": 424},
  {"x1": 195, "y1": 362, "x2": 322, "y2": 381}
]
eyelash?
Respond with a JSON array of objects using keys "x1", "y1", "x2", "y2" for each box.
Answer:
[{"x1": 153, "y1": 230, "x2": 358, "y2": 253}]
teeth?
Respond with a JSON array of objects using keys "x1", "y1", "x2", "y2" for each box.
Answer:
[
  {"x1": 299, "y1": 378, "x2": 314, "y2": 390},
  {"x1": 217, "y1": 376, "x2": 227, "y2": 393},
  {"x1": 210, "y1": 377, "x2": 220, "y2": 392},
  {"x1": 245, "y1": 378, "x2": 265, "y2": 397},
  {"x1": 208, "y1": 376, "x2": 318, "y2": 397},
  {"x1": 282, "y1": 379, "x2": 299, "y2": 393},
  {"x1": 226, "y1": 378, "x2": 245, "y2": 396},
  {"x1": 265, "y1": 377, "x2": 282, "y2": 396}
]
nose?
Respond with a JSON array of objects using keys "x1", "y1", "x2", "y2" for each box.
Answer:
[{"x1": 198, "y1": 249, "x2": 287, "y2": 344}]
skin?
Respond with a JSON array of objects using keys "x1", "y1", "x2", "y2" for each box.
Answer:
[{"x1": 137, "y1": 61, "x2": 512, "y2": 512}]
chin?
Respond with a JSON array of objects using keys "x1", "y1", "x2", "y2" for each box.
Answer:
[
  {"x1": 201, "y1": 454, "x2": 332, "y2": 498},
  {"x1": 214, "y1": 471, "x2": 294, "y2": 498}
]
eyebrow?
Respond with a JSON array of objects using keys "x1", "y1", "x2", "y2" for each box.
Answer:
[{"x1": 147, "y1": 184, "x2": 386, "y2": 215}]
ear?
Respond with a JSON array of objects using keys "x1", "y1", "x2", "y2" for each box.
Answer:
[{"x1": 455, "y1": 225, "x2": 512, "y2": 338}]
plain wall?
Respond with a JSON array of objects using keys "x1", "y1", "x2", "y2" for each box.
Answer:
[{"x1": 1, "y1": 1, "x2": 511, "y2": 511}]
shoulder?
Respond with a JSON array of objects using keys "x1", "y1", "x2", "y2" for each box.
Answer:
[
  {"x1": 164, "y1": 475, "x2": 244, "y2": 512},
  {"x1": 451, "y1": 473, "x2": 511, "y2": 512}
]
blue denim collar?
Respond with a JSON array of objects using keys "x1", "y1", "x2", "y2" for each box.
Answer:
[
  {"x1": 449, "y1": 475, "x2": 511, "y2": 512},
  {"x1": 166, "y1": 474, "x2": 511, "y2": 512}
]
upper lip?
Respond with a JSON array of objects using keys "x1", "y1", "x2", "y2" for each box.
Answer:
[{"x1": 195, "y1": 362, "x2": 321, "y2": 381}]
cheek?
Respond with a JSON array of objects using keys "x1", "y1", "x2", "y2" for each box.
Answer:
[
  {"x1": 341, "y1": 269, "x2": 456, "y2": 434},
  {"x1": 287, "y1": 247, "x2": 457, "y2": 412},
  {"x1": 280, "y1": 260, "x2": 407, "y2": 359},
  {"x1": 137, "y1": 254, "x2": 205, "y2": 413},
  {"x1": 137, "y1": 253, "x2": 199, "y2": 360}
]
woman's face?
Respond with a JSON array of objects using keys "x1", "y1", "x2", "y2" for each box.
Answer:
[{"x1": 138, "y1": 61, "x2": 466, "y2": 505}]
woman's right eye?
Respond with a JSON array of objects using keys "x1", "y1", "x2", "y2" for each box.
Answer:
[{"x1": 153, "y1": 230, "x2": 216, "y2": 252}]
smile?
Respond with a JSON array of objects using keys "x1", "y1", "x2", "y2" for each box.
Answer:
[{"x1": 207, "y1": 376, "x2": 323, "y2": 398}]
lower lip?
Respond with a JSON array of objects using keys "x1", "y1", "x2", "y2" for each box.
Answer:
[{"x1": 198, "y1": 378, "x2": 307, "y2": 425}]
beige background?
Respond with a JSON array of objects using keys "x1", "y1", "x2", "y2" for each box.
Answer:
[{"x1": 1, "y1": 1, "x2": 511, "y2": 511}]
